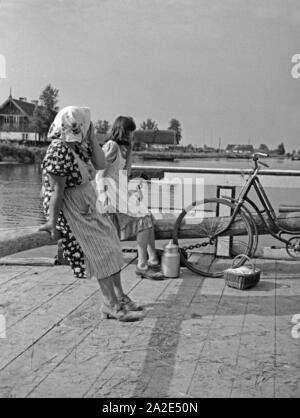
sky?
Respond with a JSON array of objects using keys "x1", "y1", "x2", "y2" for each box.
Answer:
[{"x1": 0, "y1": 0, "x2": 299, "y2": 150}]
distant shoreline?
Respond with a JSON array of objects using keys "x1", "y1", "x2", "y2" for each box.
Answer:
[
  {"x1": 0, "y1": 142, "x2": 287, "y2": 164},
  {"x1": 134, "y1": 150, "x2": 286, "y2": 161}
]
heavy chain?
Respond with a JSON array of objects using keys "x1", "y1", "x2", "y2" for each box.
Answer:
[
  {"x1": 122, "y1": 241, "x2": 212, "y2": 254},
  {"x1": 182, "y1": 240, "x2": 212, "y2": 252},
  {"x1": 122, "y1": 247, "x2": 138, "y2": 253}
]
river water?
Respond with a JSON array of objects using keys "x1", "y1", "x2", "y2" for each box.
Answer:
[{"x1": 0, "y1": 157, "x2": 300, "y2": 229}]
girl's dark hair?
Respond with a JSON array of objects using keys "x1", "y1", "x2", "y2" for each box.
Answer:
[{"x1": 107, "y1": 116, "x2": 136, "y2": 146}]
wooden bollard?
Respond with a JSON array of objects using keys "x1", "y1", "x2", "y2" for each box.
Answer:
[{"x1": 0, "y1": 227, "x2": 58, "y2": 258}]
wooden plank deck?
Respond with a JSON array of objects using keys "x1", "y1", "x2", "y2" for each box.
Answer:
[{"x1": 0, "y1": 258, "x2": 300, "y2": 398}]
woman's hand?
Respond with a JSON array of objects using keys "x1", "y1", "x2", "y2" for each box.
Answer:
[
  {"x1": 87, "y1": 123, "x2": 106, "y2": 170},
  {"x1": 38, "y1": 222, "x2": 59, "y2": 240},
  {"x1": 86, "y1": 122, "x2": 97, "y2": 145}
]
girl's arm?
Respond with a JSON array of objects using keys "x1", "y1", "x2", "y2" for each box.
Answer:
[
  {"x1": 88, "y1": 123, "x2": 106, "y2": 170},
  {"x1": 124, "y1": 144, "x2": 132, "y2": 178},
  {"x1": 38, "y1": 174, "x2": 66, "y2": 239}
]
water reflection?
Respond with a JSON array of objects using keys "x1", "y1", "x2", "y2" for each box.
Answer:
[
  {"x1": 0, "y1": 158, "x2": 299, "y2": 229},
  {"x1": 0, "y1": 164, "x2": 46, "y2": 228}
]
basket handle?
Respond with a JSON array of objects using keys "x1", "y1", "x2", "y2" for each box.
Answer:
[{"x1": 231, "y1": 254, "x2": 255, "y2": 272}]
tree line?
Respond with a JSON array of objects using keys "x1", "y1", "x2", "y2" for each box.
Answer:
[
  {"x1": 30, "y1": 85, "x2": 287, "y2": 154},
  {"x1": 96, "y1": 118, "x2": 182, "y2": 144},
  {"x1": 31, "y1": 85, "x2": 182, "y2": 143}
]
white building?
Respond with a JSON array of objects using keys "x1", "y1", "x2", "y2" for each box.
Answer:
[{"x1": 0, "y1": 93, "x2": 39, "y2": 142}]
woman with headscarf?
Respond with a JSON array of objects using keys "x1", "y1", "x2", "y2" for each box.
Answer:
[{"x1": 39, "y1": 106, "x2": 143, "y2": 321}]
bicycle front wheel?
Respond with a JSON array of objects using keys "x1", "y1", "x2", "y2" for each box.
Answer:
[{"x1": 173, "y1": 198, "x2": 254, "y2": 277}]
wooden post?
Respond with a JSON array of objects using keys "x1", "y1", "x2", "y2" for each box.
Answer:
[
  {"x1": 56, "y1": 239, "x2": 69, "y2": 265},
  {"x1": 216, "y1": 186, "x2": 236, "y2": 257}
]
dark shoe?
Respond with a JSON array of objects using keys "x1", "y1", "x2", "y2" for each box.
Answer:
[
  {"x1": 118, "y1": 295, "x2": 144, "y2": 312},
  {"x1": 101, "y1": 303, "x2": 143, "y2": 321},
  {"x1": 135, "y1": 267, "x2": 164, "y2": 280},
  {"x1": 147, "y1": 262, "x2": 161, "y2": 272},
  {"x1": 155, "y1": 249, "x2": 163, "y2": 262}
]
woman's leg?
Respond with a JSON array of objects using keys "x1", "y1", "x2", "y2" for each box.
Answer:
[
  {"x1": 112, "y1": 272, "x2": 144, "y2": 311},
  {"x1": 136, "y1": 228, "x2": 150, "y2": 269},
  {"x1": 98, "y1": 274, "x2": 144, "y2": 319},
  {"x1": 147, "y1": 226, "x2": 159, "y2": 265},
  {"x1": 97, "y1": 276, "x2": 118, "y2": 306},
  {"x1": 136, "y1": 227, "x2": 163, "y2": 279},
  {"x1": 111, "y1": 272, "x2": 126, "y2": 299}
]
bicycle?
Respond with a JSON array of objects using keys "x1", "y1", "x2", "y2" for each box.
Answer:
[{"x1": 173, "y1": 153, "x2": 300, "y2": 277}]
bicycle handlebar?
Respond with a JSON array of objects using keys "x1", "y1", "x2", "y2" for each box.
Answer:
[
  {"x1": 252, "y1": 152, "x2": 270, "y2": 170},
  {"x1": 253, "y1": 152, "x2": 269, "y2": 160}
]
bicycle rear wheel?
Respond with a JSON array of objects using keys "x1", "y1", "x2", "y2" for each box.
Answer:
[{"x1": 173, "y1": 198, "x2": 254, "y2": 277}]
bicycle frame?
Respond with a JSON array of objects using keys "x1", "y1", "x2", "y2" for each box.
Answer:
[{"x1": 221, "y1": 166, "x2": 300, "y2": 246}]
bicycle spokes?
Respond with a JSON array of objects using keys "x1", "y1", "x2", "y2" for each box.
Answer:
[{"x1": 173, "y1": 198, "x2": 254, "y2": 278}]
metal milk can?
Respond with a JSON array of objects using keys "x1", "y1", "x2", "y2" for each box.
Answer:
[{"x1": 161, "y1": 240, "x2": 181, "y2": 278}]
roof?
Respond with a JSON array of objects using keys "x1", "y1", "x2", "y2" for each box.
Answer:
[
  {"x1": 134, "y1": 130, "x2": 176, "y2": 145},
  {"x1": 12, "y1": 98, "x2": 36, "y2": 116},
  {"x1": 234, "y1": 144, "x2": 254, "y2": 151},
  {"x1": 0, "y1": 96, "x2": 36, "y2": 117},
  {"x1": 96, "y1": 130, "x2": 177, "y2": 145}
]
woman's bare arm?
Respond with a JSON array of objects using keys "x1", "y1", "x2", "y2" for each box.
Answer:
[
  {"x1": 38, "y1": 174, "x2": 66, "y2": 239},
  {"x1": 88, "y1": 124, "x2": 106, "y2": 170},
  {"x1": 125, "y1": 144, "x2": 132, "y2": 178}
]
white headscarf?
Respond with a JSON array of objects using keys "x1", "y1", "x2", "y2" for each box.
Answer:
[{"x1": 48, "y1": 106, "x2": 91, "y2": 143}]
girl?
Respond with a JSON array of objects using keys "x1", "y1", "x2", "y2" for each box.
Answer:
[
  {"x1": 96, "y1": 116, "x2": 163, "y2": 280},
  {"x1": 39, "y1": 107, "x2": 143, "y2": 321}
]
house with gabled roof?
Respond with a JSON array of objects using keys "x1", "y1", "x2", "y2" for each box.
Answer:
[
  {"x1": 226, "y1": 144, "x2": 254, "y2": 155},
  {"x1": 0, "y1": 91, "x2": 39, "y2": 142},
  {"x1": 95, "y1": 130, "x2": 178, "y2": 150},
  {"x1": 133, "y1": 130, "x2": 177, "y2": 150}
]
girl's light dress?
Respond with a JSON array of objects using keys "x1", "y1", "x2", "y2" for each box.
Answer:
[{"x1": 96, "y1": 140, "x2": 153, "y2": 240}]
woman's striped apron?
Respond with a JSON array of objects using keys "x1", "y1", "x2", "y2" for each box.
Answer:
[{"x1": 62, "y1": 148, "x2": 123, "y2": 280}]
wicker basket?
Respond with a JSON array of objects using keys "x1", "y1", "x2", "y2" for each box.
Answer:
[{"x1": 224, "y1": 255, "x2": 261, "y2": 290}]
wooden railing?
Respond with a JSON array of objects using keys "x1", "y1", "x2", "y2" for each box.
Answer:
[
  {"x1": 132, "y1": 164, "x2": 300, "y2": 177},
  {"x1": 1, "y1": 166, "x2": 300, "y2": 259}
]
